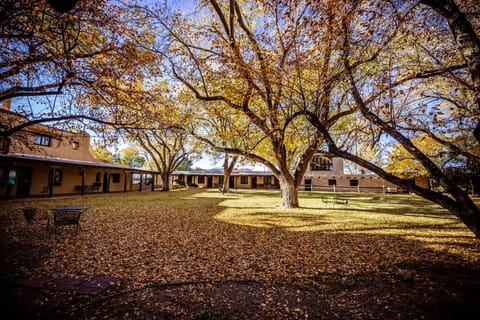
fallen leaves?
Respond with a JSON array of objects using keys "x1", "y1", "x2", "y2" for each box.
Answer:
[{"x1": 1, "y1": 189, "x2": 480, "y2": 318}]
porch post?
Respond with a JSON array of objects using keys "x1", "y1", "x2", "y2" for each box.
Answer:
[
  {"x1": 48, "y1": 167, "x2": 55, "y2": 197},
  {"x1": 103, "y1": 169, "x2": 110, "y2": 193},
  {"x1": 80, "y1": 168, "x2": 85, "y2": 196},
  {"x1": 139, "y1": 173, "x2": 143, "y2": 192},
  {"x1": 5, "y1": 165, "x2": 16, "y2": 200}
]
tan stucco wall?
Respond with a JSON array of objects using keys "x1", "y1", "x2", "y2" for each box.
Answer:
[
  {"x1": 0, "y1": 162, "x2": 149, "y2": 198},
  {"x1": 301, "y1": 174, "x2": 400, "y2": 193},
  {"x1": 1, "y1": 109, "x2": 98, "y2": 162}
]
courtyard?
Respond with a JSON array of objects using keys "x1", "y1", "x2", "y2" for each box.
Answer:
[{"x1": 1, "y1": 189, "x2": 479, "y2": 319}]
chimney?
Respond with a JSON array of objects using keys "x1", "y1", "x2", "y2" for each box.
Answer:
[{"x1": 2, "y1": 99, "x2": 11, "y2": 111}]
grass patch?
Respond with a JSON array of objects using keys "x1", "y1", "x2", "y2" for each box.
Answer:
[{"x1": 214, "y1": 190, "x2": 471, "y2": 243}]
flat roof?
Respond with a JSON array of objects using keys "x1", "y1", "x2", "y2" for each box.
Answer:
[
  {"x1": 173, "y1": 170, "x2": 275, "y2": 176},
  {"x1": 1, "y1": 153, "x2": 155, "y2": 173}
]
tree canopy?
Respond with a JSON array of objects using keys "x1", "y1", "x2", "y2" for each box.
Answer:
[{"x1": 2, "y1": 0, "x2": 480, "y2": 238}]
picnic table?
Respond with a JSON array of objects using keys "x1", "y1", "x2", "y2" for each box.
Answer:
[
  {"x1": 49, "y1": 205, "x2": 89, "y2": 237},
  {"x1": 334, "y1": 196, "x2": 349, "y2": 205},
  {"x1": 321, "y1": 195, "x2": 350, "y2": 208}
]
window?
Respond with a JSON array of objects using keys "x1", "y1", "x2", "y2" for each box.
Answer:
[
  {"x1": 48, "y1": 168, "x2": 63, "y2": 186},
  {"x1": 112, "y1": 173, "x2": 121, "y2": 183},
  {"x1": 310, "y1": 155, "x2": 333, "y2": 171},
  {"x1": 132, "y1": 173, "x2": 141, "y2": 184},
  {"x1": 72, "y1": 141, "x2": 79, "y2": 150},
  {"x1": 350, "y1": 179, "x2": 359, "y2": 187},
  {"x1": 96, "y1": 172, "x2": 102, "y2": 182},
  {"x1": 197, "y1": 176, "x2": 205, "y2": 184},
  {"x1": 328, "y1": 179, "x2": 336, "y2": 186},
  {"x1": 34, "y1": 134, "x2": 51, "y2": 146},
  {"x1": 240, "y1": 176, "x2": 248, "y2": 184},
  {"x1": 265, "y1": 176, "x2": 272, "y2": 184}
]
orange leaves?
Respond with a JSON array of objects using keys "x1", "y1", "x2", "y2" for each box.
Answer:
[
  {"x1": 2, "y1": 190, "x2": 480, "y2": 317},
  {"x1": 3, "y1": 189, "x2": 479, "y2": 289}
]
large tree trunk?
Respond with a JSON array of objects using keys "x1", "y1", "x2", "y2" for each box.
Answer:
[
  {"x1": 222, "y1": 172, "x2": 230, "y2": 194},
  {"x1": 279, "y1": 176, "x2": 299, "y2": 208},
  {"x1": 161, "y1": 172, "x2": 170, "y2": 191},
  {"x1": 222, "y1": 153, "x2": 238, "y2": 194},
  {"x1": 443, "y1": 191, "x2": 480, "y2": 239}
]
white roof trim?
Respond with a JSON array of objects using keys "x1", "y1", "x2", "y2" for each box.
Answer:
[{"x1": 1, "y1": 153, "x2": 154, "y2": 173}]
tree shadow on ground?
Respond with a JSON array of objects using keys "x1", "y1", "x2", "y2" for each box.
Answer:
[{"x1": 1, "y1": 190, "x2": 479, "y2": 319}]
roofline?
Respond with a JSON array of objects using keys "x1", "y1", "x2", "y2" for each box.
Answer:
[
  {"x1": 0, "y1": 153, "x2": 155, "y2": 173},
  {"x1": 1, "y1": 153, "x2": 275, "y2": 176},
  {"x1": 172, "y1": 170, "x2": 275, "y2": 176}
]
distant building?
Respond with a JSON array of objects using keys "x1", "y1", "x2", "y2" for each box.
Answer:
[
  {"x1": 172, "y1": 152, "x2": 406, "y2": 193},
  {"x1": 172, "y1": 170, "x2": 279, "y2": 190},
  {"x1": 1, "y1": 100, "x2": 416, "y2": 199},
  {"x1": 301, "y1": 152, "x2": 403, "y2": 193}
]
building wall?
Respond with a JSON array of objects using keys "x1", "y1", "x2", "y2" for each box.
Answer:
[
  {"x1": 299, "y1": 152, "x2": 400, "y2": 193},
  {"x1": 0, "y1": 161, "x2": 142, "y2": 197},
  {"x1": 301, "y1": 173, "x2": 400, "y2": 193},
  {"x1": 237, "y1": 176, "x2": 250, "y2": 188},
  {"x1": 1, "y1": 109, "x2": 97, "y2": 162},
  {"x1": 171, "y1": 172, "x2": 279, "y2": 190},
  {"x1": 1, "y1": 108, "x2": 159, "y2": 199},
  {"x1": 2, "y1": 106, "x2": 421, "y2": 197}
]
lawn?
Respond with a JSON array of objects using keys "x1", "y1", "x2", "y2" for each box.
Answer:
[{"x1": 1, "y1": 189, "x2": 479, "y2": 319}]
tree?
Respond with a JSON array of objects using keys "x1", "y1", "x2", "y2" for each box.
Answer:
[
  {"x1": 128, "y1": 127, "x2": 198, "y2": 191},
  {"x1": 386, "y1": 134, "x2": 454, "y2": 180},
  {"x1": 92, "y1": 142, "x2": 113, "y2": 162},
  {"x1": 46, "y1": 0, "x2": 78, "y2": 13},
  {"x1": 1, "y1": 0, "x2": 122, "y2": 103},
  {"x1": 220, "y1": 152, "x2": 239, "y2": 194},
  {"x1": 176, "y1": 158, "x2": 194, "y2": 171},
  {"x1": 117, "y1": 145, "x2": 146, "y2": 168},
  {"x1": 187, "y1": 102, "x2": 247, "y2": 194},
  {"x1": 420, "y1": 0, "x2": 480, "y2": 142},
  {"x1": 141, "y1": 0, "x2": 346, "y2": 207},
  {"x1": 0, "y1": 0, "x2": 154, "y2": 150},
  {"x1": 301, "y1": 0, "x2": 480, "y2": 238}
]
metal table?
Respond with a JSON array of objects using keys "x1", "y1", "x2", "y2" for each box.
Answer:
[{"x1": 50, "y1": 206, "x2": 89, "y2": 237}]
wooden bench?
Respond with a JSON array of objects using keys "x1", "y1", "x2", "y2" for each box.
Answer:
[{"x1": 49, "y1": 206, "x2": 89, "y2": 237}]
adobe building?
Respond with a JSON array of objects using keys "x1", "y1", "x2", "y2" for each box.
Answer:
[
  {"x1": 0, "y1": 101, "x2": 157, "y2": 199},
  {"x1": 172, "y1": 170, "x2": 279, "y2": 190},
  {"x1": 301, "y1": 152, "x2": 403, "y2": 193},
  {"x1": 1, "y1": 99, "x2": 412, "y2": 199},
  {"x1": 172, "y1": 152, "x2": 408, "y2": 193}
]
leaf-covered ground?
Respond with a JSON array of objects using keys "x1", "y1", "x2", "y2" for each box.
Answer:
[{"x1": 1, "y1": 189, "x2": 479, "y2": 319}]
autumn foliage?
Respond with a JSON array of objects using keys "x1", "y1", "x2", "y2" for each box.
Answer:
[{"x1": 1, "y1": 190, "x2": 479, "y2": 317}]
